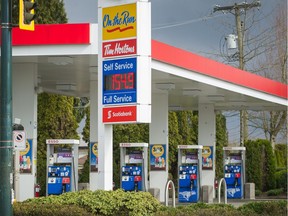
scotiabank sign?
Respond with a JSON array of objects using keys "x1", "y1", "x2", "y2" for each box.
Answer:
[{"x1": 103, "y1": 105, "x2": 137, "y2": 123}]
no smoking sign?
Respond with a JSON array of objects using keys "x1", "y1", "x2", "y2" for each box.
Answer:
[{"x1": 13, "y1": 130, "x2": 26, "y2": 150}]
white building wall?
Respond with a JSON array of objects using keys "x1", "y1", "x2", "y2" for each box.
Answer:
[{"x1": 13, "y1": 63, "x2": 38, "y2": 201}]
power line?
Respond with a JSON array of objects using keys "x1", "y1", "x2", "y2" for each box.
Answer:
[{"x1": 152, "y1": 13, "x2": 225, "y2": 31}]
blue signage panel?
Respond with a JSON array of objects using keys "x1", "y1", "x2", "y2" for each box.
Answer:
[{"x1": 103, "y1": 57, "x2": 137, "y2": 105}]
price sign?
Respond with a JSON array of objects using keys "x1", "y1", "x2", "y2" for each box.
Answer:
[
  {"x1": 103, "y1": 57, "x2": 137, "y2": 105},
  {"x1": 104, "y1": 72, "x2": 135, "y2": 91}
]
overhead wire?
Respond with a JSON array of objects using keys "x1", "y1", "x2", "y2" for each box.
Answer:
[{"x1": 152, "y1": 12, "x2": 226, "y2": 31}]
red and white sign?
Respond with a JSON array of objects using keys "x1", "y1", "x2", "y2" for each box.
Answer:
[
  {"x1": 102, "y1": 39, "x2": 137, "y2": 58},
  {"x1": 13, "y1": 130, "x2": 26, "y2": 150},
  {"x1": 103, "y1": 105, "x2": 137, "y2": 123}
]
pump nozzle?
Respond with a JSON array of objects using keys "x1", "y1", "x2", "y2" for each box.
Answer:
[
  {"x1": 190, "y1": 174, "x2": 197, "y2": 190},
  {"x1": 62, "y1": 184, "x2": 66, "y2": 193},
  {"x1": 234, "y1": 173, "x2": 240, "y2": 187},
  {"x1": 134, "y1": 176, "x2": 142, "y2": 192}
]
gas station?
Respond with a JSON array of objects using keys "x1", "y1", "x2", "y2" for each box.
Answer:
[{"x1": 1, "y1": 0, "x2": 287, "y2": 204}]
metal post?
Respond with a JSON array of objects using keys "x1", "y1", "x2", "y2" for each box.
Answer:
[
  {"x1": 165, "y1": 180, "x2": 175, "y2": 207},
  {"x1": 235, "y1": 5, "x2": 247, "y2": 146},
  {"x1": 218, "y1": 178, "x2": 227, "y2": 204},
  {"x1": 0, "y1": 0, "x2": 13, "y2": 214}
]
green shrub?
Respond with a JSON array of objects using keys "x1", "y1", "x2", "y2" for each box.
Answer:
[
  {"x1": 156, "y1": 201, "x2": 288, "y2": 216},
  {"x1": 276, "y1": 167, "x2": 287, "y2": 172},
  {"x1": 275, "y1": 169, "x2": 287, "y2": 191},
  {"x1": 13, "y1": 203, "x2": 93, "y2": 216},
  {"x1": 245, "y1": 139, "x2": 276, "y2": 191},
  {"x1": 238, "y1": 200, "x2": 287, "y2": 216},
  {"x1": 20, "y1": 189, "x2": 161, "y2": 216},
  {"x1": 275, "y1": 144, "x2": 287, "y2": 168},
  {"x1": 255, "y1": 189, "x2": 262, "y2": 196},
  {"x1": 15, "y1": 195, "x2": 288, "y2": 216},
  {"x1": 266, "y1": 188, "x2": 284, "y2": 196},
  {"x1": 155, "y1": 203, "x2": 238, "y2": 216}
]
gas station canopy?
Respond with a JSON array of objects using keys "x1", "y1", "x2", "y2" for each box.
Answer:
[{"x1": 10, "y1": 23, "x2": 287, "y2": 111}]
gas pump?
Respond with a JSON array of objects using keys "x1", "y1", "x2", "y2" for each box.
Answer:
[
  {"x1": 178, "y1": 145, "x2": 203, "y2": 203},
  {"x1": 46, "y1": 139, "x2": 79, "y2": 196},
  {"x1": 223, "y1": 147, "x2": 246, "y2": 199},
  {"x1": 120, "y1": 143, "x2": 148, "y2": 192}
]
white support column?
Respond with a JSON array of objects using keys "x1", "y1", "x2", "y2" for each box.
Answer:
[
  {"x1": 149, "y1": 93, "x2": 169, "y2": 202},
  {"x1": 97, "y1": 123, "x2": 113, "y2": 190},
  {"x1": 97, "y1": 1, "x2": 113, "y2": 191},
  {"x1": 198, "y1": 103, "x2": 216, "y2": 197},
  {"x1": 12, "y1": 63, "x2": 38, "y2": 201},
  {"x1": 89, "y1": 79, "x2": 99, "y2": 190}
]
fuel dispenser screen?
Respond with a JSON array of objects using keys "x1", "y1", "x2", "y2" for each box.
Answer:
[
  {"x1": 47, "y1": 166, "x2": 71, "y2": 195},
  {"x1": 178, "y1": 165, "x2": 198, "y2": 202},
  {"x1": 121, "y1": 166, "x2": 142, "y2": 191}
]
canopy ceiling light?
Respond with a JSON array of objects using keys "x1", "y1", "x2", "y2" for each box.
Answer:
[
  {"x1": 56, "y1": 83, "x2": 76, "y2": 91},
  {"x1": 48, "y1": 56, "x2": 73, "y2": 66},
  {"x1": 207, "y1": 95, "x2": 225, "y2": 101},
  {"x1": 182, "y1": 88, "x2": 201, "y2": 96},
  {"x1": 168, "y1": 105, "x2": 183, "y2": 111},
  {"x1": 155, "y1": 83, "x2": 175, "y2": 91}
]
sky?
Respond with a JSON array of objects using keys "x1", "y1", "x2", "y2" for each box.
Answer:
[
  {"x1": 63, "y1": 0, "x2": 286, "y2": 144},
  {"x1": 63, "y1": 0, "x2": 284, "y2": 56}
]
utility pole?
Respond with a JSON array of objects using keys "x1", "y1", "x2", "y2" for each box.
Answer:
[
  {"x1": 213, "y1": 1, "x2": 261, "y2": 146},
  {"x1": 0, "y1": 0, "x2": 13, "y2": 215}
]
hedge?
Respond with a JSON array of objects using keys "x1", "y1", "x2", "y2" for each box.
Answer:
[
  {"x1": 13, "y1": 203, "x2": 93, "y2": 216},
  {"x1": 275, "y1": 169, "x2": 287, "y2": 191},
  {"x1": 15, "y1": 190, "x2": 161, "y2": 216},
  {"x1": 274, "y1": 144, "x2": 287, "y2": 168},
  {"x1": 245, "y1": 139, "x2": 276, "y2": 191},
  {"x1": 13, "y1": 191, "x2": 287, "y2": 216}
]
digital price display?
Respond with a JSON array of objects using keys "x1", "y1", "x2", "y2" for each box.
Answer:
[
  {"x1": 103, "y1": 58, "x2": 137, "y2": 105},
  {"x1": 104, "y1": 72, "x2": 135, "y2": 91}
]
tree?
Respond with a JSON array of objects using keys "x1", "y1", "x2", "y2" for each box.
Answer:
[
  {"x1": 214, "y1": 2, "x2": 287, "y2": 147},
  {"x1": 78, "y1": 106, "x2": 90, "y2": 183},
  {"x1": 176, "y1": 111, "x2": 197, "y2": 145},
  {"x1": 11, "y1": 0, "x2": 67, "y2": 24},
  {"x1": 168, "y1": 111, "x2": 183, "y2": 183},
  {"x1": 37, "y1": 93, "x2": 79, "y2": 194},
  {"x1": 248, "y1": 4, "x2": 287, "y2": 149},
  {"x1": 215, "y1": 113, "x2": 228, "y2": 178},
  {"x1": 81, "y1": 106, "x2": 90, "y2": 144}
]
